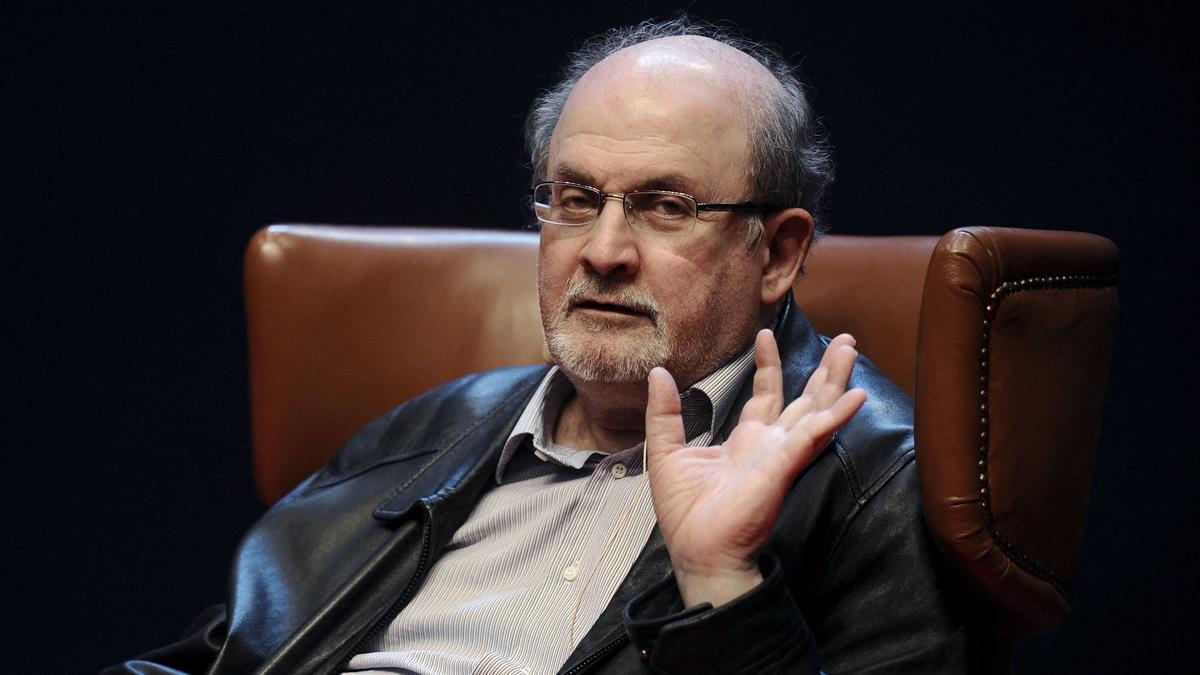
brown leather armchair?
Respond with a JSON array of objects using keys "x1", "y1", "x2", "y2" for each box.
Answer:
[{"x1": 243, "y1": 224, "x2": 1117, "y2": 662}]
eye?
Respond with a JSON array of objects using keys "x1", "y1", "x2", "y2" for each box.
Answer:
[
  {"x1": 635, "y1": 192, "x2": 692, "y2": 220},
  {"x1": 555, "y1": 186, "x2": 597, "y2": 213}
]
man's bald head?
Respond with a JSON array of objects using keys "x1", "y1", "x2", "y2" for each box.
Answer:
[
  {"x1": 549, "y1": 36, "x2": 772, "y2": 204},
  {"x1": 526, "y1": 17, "x2": 834, "y2": 237},
  {"x1": 583, "y1": 34, "x2": 777, "y2": 97}
]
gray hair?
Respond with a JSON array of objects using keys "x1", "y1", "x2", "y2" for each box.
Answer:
[{"x1": 525, "y1": 16, "x2": 835, "y2": 246}]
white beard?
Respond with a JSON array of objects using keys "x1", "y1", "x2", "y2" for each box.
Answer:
[{"x1": 541, "y1": 272, "x2": 673, "y2": 384}]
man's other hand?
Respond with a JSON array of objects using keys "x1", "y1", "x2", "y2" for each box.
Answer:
[{"x1": 644, "y1": 329, "x2": 867, "y2": 608}]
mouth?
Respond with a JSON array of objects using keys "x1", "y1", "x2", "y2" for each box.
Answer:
[{"x1": 571, "y1": 298, "x2": 652, "y2": 318}]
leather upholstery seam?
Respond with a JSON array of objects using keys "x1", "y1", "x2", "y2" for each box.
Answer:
[{"x1": 977, "y1": 273, "x2": 1118, "y2": 598}]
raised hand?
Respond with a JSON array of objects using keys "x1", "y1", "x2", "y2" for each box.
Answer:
[{"x1": 644, "y1": 329, "x2": 867, "y2": 607}]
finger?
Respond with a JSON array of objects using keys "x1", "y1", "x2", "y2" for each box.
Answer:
[
  {"x1": 645, "y1": 367, "x2": 686, "y2": 474},
  {"x1": 794, "y1": 333, "x2": 852, "y2": 402},
  {"x1": 781, "y1": 388, "x2": 868, "y2": 478},
  {"x1": 777, "y1": 334, "x2": 853, "y2": 428},
  {"x1": 738, "y1": 329, "x2": 784, "y2": 425},
  {"x1": 821, "y1": 334, "x2": 856, "y2": 372},
  {"x1": 777, "y1": 364, "x2": 821, "y2": 429},
  {"x1": 815, "y1": 343, "x2": 859, "y2": 411},
  {"x1": 808, "y1": 387, "x2": 869, "y2": 453}
]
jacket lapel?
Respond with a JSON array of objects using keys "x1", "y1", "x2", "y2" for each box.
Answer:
[{"x1": 257, "y1": 368, "x2": 546, "y2": 674}]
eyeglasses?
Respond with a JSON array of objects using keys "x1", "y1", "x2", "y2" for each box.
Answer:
[{"x1": 530, "y1": 181, "x2": 775, "y2": 236}]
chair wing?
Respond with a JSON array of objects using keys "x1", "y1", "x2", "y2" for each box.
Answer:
[{"x1": 914, "y1": 227, "x2": 1118, "y2": 632}]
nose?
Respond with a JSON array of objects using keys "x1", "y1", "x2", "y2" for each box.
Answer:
[{"x1": 578, "y1": 195, "x2": 640, "y2": 278}]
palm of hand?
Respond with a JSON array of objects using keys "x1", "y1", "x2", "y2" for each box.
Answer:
[{"x1": 644, "y1": 330, "x2": 866, "y2": 605}]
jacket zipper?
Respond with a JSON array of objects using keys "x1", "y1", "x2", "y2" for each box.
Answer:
[
  {"x1": 333, "y1": 505, "x2": 435, "y2": 672},
  {"x1": 561, "y1": 634, "x2": 629, "y2": 675}
]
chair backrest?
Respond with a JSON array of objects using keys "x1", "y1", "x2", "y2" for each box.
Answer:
[
  {"x1": 244, "y1": 227, "x2": 545, "y2": 505},
  {"x1": 243, "y1": 224, "x2": 1117, "y2": 636}
]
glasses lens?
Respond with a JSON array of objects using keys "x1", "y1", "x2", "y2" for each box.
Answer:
[
  {"x1": 533, "y1": 183, "x2": 599, "y2": 225},
  {"x1": 626, "y1": 191, "x2": 697, "y2": 234}
]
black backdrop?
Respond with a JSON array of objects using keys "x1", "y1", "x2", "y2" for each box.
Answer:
[{"x1": 6, "y1": 3, "x2": 1197, "y2": 672}]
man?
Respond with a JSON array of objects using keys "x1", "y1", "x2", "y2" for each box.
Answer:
[{"x1": 108, "y1": 18, "x2": 970, "y2": 675}]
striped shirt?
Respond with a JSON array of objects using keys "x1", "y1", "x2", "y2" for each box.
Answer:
[{"x1": 344, "y1": 345, "x2": 756, "y2": 675}]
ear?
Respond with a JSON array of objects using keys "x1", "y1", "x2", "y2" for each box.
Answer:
[{"x1": 757, "y1": 208, "x2": 814, "y2": 306}]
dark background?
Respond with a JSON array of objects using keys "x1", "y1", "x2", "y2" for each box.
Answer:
[{"x1": 6, "y1": 2, "x2": 1197, "y2": 672}]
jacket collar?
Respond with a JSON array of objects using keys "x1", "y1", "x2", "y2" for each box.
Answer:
[{"x1": 372, "y1": 367, "x2": 549, "y2": 552}]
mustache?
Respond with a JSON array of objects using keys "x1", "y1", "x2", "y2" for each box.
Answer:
[{"x1": 563, "y1": 273, "x2": 660, "y2": 320}]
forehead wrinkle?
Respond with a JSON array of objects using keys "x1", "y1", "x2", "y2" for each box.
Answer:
[
  {"x1": 551, "y1": 138, "x2": 705, "y2": 182},
  {"x1": 553, "y1": 132, "x2": 718, "y2": 172}
]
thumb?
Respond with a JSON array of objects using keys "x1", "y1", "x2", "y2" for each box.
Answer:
[{"x1": 645, "y1": 367, "x2": 686, "y2": 473}]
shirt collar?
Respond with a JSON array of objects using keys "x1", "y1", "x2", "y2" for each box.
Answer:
[
  {"x1": 689, "y1": 344, "x2": 756, "y2": 442},
  {"x1": 497, "y1": 340, "x2": 758, "y2": 484}
]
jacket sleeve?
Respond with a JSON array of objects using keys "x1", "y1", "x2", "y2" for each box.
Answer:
[
  {"x1": 624, "y1": 552, "x2": 820, "y2": 674},
  {"x1": 622, "y1": 461, "x2": 971, "y2": 674},
  {"x1": 99, "y1": 604, "x2": 227, "y2": 675}
]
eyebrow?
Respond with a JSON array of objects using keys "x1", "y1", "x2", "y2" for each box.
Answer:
[
  {"x1": 639, "y1": 174, "x2": 696, "y2": 194},
  {"x1": 550, "y1": 164, "x2": 700, "y2": 195},
  {"x1": 551, "y1": 164, "x2": 594, "y2": 185}
]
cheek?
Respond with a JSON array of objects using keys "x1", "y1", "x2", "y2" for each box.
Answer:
[
  {"x1": 651, "y1": 257, "x2": 732, "y2": 327},
  {"x1": 656, "y1": 238, "x2": 757, "y2": 295},
  {"x1": 539, "y1": 235, "x2": 584, "y2": 269},
  {"x1": 538, "y1": 238, "x2": 569, "y2": 279},
  {"x1": 666, "y1": 253, "x2": 760, "y2": 325},
  {"x1": 537, "y1": 239, "x2": 576, "y2": 308}
]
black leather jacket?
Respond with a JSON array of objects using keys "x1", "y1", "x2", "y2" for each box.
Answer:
[{"x1": 106, "y1": 301, "x2": 971, "y2": 674}]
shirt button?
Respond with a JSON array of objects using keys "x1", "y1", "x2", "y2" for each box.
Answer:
[
  {"x1": 611, "y1": 463, "x2": 627, "y2": 479},
  {"x1": 562, "y1": 562, "x2": 580, "y2": 582}
]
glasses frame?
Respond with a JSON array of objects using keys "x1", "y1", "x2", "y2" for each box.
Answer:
[{"x1": 529, "y1": 180, "x2": 778, "y2": 232}]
